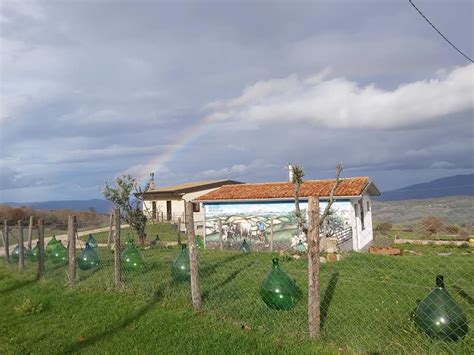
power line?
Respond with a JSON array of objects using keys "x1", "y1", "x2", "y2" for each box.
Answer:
[{"x1": 408, "y1": 0, "x2": 474, "y2": 63}]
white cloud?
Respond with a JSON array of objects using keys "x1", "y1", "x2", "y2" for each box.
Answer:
[{"x1": 206, "y1": 64, "x2": 474, "y2": 129}]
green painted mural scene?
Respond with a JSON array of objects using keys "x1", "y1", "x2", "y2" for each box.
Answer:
[
  {"x1": 78, "y1": 243, "x2": 100, "y2": 271},
  {"x1": 172, "y1": 244, "x2": 190, "y2": 282},
  {"x1": 415, "y1": 275, "x2": 468, "y2": 341},
  {"x1": 204, "y1": 201, "x2": 351, "y2": 251},
  {"x1": 121, "y1": 239, "x2": 145, "y2": 270},
  {"x1": 260, "y1": 258, "x2": 302, "y2": 310}
]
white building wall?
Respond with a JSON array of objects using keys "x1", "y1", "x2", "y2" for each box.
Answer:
[{"x1": 350, "y1": 194, "x2": 374, "y2": 251}]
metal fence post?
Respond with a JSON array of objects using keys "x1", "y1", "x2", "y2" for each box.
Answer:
[
  {"x1": 107, "y1": 212, "x2": 113, "y2": 247},
  {"x1": 28, "y1": 216, "x2": 34, "y2": 250},
  {"x1": 218, "y1": 220, "x2": 223, "y2": 250},
  {"x1": 270, "y1": 219, "x2": 274, "y2": 252}
]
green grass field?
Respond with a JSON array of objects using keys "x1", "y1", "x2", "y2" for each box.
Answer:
[
  {"x1": 79, "y1": 223, "x2": 185, "y2": 245},
  {"x1": 1, "y1": 243, "x2": 472, "y2": 354}
]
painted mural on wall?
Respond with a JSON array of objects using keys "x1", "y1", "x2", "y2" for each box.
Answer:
[{"x1": 204, "y1": 200, "x2": 353, "y2": 250}]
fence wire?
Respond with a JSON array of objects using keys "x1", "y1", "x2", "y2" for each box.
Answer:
[{"x1": 2, "y1": 216, "x2": 473, "y2": 353}]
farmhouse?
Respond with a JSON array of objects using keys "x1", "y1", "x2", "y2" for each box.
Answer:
[
  {"x1": 142, "y1": 179, "x2": 242, "y2": 232},
  {"x1": 195, "y1": 176, "x2": 380, "y2": 252}
]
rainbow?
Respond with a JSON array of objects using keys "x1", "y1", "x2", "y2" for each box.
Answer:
[{"x1": 134, "y1": 113, "x2": 217, "y2": 182}]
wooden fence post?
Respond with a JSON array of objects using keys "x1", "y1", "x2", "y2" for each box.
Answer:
[
  {"x1": 270, "y1": 219, "x2": 274, "y2": 252},
  {"x1": 107, "y1": 212, "x2": 113, "y2": 247},
  {"x1": 177, "y1": 217, "x2": 182, "y2": 246},
  {"x1": 218, "y1": 220, "x2": 223, "y2": 250},
  {"x1": 38, "y1": 219, "x2": 45, "y2": 279},
  {"x1": 114, "y1": 209, "x2": 121, "y2": 289},
  {"x1": 68, "y1": 215, "x2": 76, "y2": 287},
  {"x1": 3, "y1": 220, "x2": 9, "y2": 263},
  {"x1": 18, "y1": 221, "x2": 24, "y2": 271},
  {"x1": 28, "y1": 216, "x2": 34, "y2": 250},
  {"x1": 186, "y1": 201, "x2": 202, "y2": 309},
  {"x1": 308, "y1": 196, "x2": 321, "y2": 338}
]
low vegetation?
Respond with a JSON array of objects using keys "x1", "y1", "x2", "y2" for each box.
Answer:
[{"x1": 1, "y1": 242, "x2": 472, "y2": 353}]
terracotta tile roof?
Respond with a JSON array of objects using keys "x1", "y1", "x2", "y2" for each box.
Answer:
[
  {"x1": 144, "y1": 179, "x2": 242, "y2": 194},
  {"x1": 196, "y1": 177, "x2": 372, "y2": 201}
]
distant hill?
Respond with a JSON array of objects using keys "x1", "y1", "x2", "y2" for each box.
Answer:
[
  {"x1": 3, "y1": 199, "x2": 114, "y2": 214},
  {"x1": 372, "y1": 195, "x2": 473, "y2": 225},
  {"x1": 379, "y1": 174, "x2": 474, "y2": 201}
]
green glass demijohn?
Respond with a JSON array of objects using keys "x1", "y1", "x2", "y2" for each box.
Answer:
[
  {"x1": 172, "y1": 244, "x2": 190, "y2": 282},
  {"x1": 295, "y1": 241, "x2": 306, "y2": 253},
  {"x1": 45, "y1": 236, "x2": 59, "y2": 256},
  {"x1": 86, "y1": 234, "x2": 98, "y2": 248},
  {"x1": 11, "y1": 244, "x2": 30, "y2": 262},
  {"x1": 240, "y1": 239, "x2": 250, "y2": 253},
  {"x1": 30, "y1": 242, "x2": 39, "y2": 261},
  {"x1": 50, "y1": 240, "x2": 68, "y2": 264},
  {"x1": 261, "y1": 258, "x2": 302, "y2": 310},
  {"x1": 121, "y1": 239, "x2": 145, "y2": 270},
  {"x1": 78, "y1": 243, "x2": 100, "y2": 270},
  {"x1": 195, "y1": 236, "x2": 204, "y2": 249},
  {"x1": 415, "y1": 275, "x2": 468, "y2": 341}
]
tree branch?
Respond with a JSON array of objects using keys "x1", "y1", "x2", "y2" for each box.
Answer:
[{"x1": 319, "y1": 164, "x2": 343, "y2": 227}]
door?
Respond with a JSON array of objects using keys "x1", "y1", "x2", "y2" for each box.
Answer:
[
  {"x1": 152, "y1": 201, "x2": 157, "y2": 220},
  {"x1": 166, "y1": 201, "x2": 172, "y2": 221}
]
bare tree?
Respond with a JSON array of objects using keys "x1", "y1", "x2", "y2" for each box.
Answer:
[
  {"x1": 102, "y1": 174, "x2": 150, "y2": 246},
  {"x1": 291, "y1": 163, "x2": 343, "y2": 338}
]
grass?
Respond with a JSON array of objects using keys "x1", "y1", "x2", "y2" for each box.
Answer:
[
  {"x1": 1, "y1": 243, "x2": 473, "y2": 354},
  {"x1": 79, "y1": 223, "x2": 185, "y2": 245}
]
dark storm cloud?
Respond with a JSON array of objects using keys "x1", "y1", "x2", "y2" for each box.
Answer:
[{"x1": 1, "y1": 0, "x2": 473, "y2": 201}]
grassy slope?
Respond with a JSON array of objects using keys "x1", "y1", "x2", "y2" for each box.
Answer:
[
  {"x1": 1, "y1": 244, "x2": 473, "y2": 354},
  {"x1": 80, "y1": 223, "x2": 184, "y2": 244},
  {"x1": 372, "y1": 195, "x2": 474, "y2": 225}
]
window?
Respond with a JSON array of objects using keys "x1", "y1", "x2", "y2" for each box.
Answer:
[
  {"x1": 192, "y1": 202, "x2": 200, "y2": 213},
  {"x1": 367, "y1": 201, "x2": 370, "y2": 211},
  {"x1": 359, "y1": 200, "x2": 365, "y2": 230},
  {"x1": 152, "y1": 201, "x2": 157, "y2": 220}
]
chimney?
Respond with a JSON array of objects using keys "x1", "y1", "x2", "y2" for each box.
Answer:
[
  {"x1": 288, "y1": 163, "x2": 294, "y2": 182},
  {"x1": 149, "y1": 172, "x2": 156, "y2": 189}
]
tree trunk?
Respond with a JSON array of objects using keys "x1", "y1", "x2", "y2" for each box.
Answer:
[
  {"x1": 308, "y1": 196, "x2": 321, "y2": 338},
  {"x1": 186, "y1": 201, "x2": 202, "y2": 309}
]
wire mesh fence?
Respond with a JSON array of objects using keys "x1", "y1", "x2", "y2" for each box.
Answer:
[{"x1": 1, "y1": 214, "x2": 473, "y2": 353}]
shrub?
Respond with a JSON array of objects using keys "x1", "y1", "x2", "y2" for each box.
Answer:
[
  {"x1": 374, "y1": 222, "x2": 393, "y2": 234},
  {"x1": 445, "y1": 224, "x2": 460, "y2": 234},
  {"x1": 418, "y1": 216, "x2": 444, "y2": 236},
  {"x1": 458, "y1": 229, "x2": 470, "y2": 240}
]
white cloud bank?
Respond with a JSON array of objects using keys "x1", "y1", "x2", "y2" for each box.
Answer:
[{"x1": 207, "y1": 64, "x2": 474, "y2": 129}]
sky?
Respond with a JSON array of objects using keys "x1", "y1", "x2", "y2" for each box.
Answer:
[{"x1": 0, "y1": 0, "x2": 473, "y2": 203}]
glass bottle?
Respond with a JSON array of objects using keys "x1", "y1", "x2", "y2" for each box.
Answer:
[
  {"x1": 261, "y1": 258, "x2": 302, "y2": 310},
  {"x1": 240, "y1": 239, "x2": 250, "y2": 253},
  {"x1": 415, "y1": 275, "x2": 468, "y2": 341},
  {"x1": 11, "y1": 244, "x2": 30, "y2": 261},
  {"x1": 45, "y1": 236, "x2": 59, "y2": 256},
  {"x1": 121, "y1": 239, "x2": 145, "y2": 270},
  {"x1": 172, "y1": 244, "x2": 190, "y2": 282},
  {"x1": 86, "y1": 234, "x2": 98, "y2": 248},
  {"x1": 78, "y1": 243, "x2": 100, "y2": 270},
  {"x1": 50, "y1": 240, "x2": 68, "y2": 264}
]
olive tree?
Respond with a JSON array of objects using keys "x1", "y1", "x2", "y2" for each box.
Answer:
[{"x1": 102, "y1": 175, "x2": 150, "y2": 246}]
